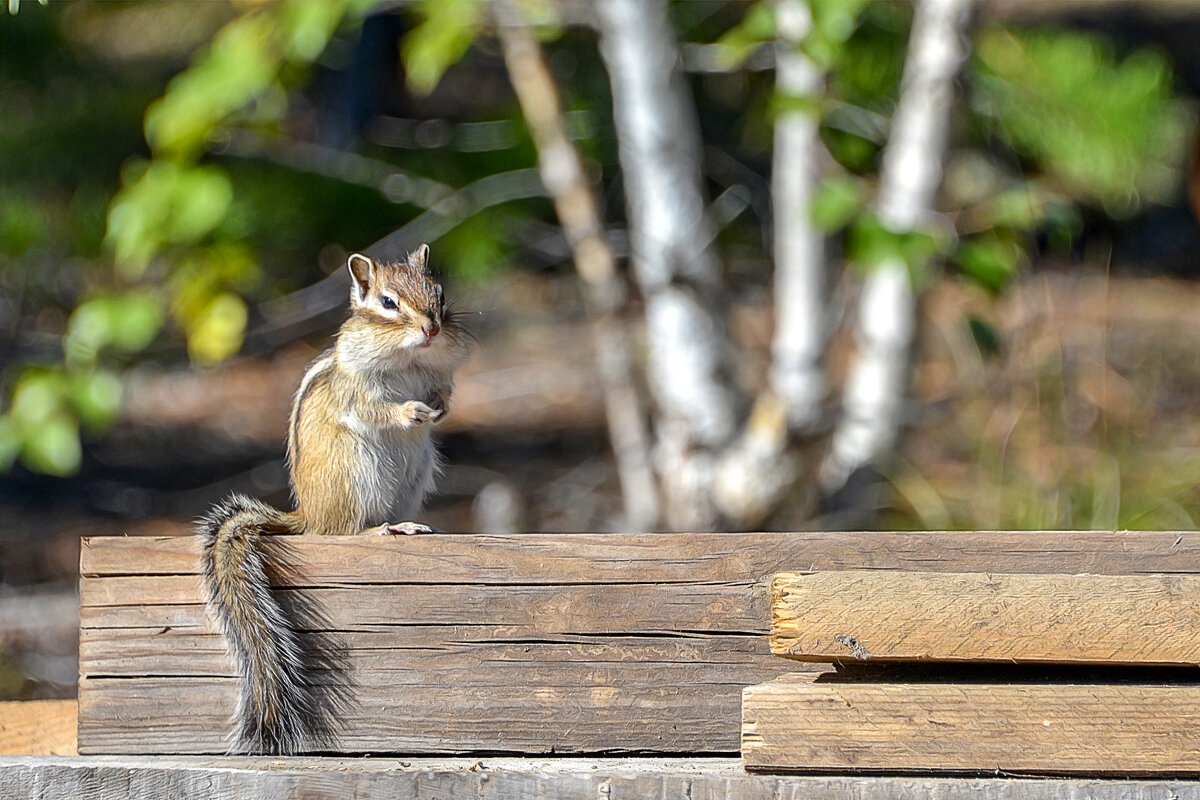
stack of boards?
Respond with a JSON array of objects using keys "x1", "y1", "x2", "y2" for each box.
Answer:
[
  {"x1": 743, "y1": 570, "x2": 1200, "y2": 775},
  {"x1": 78, "y1": 531, "x2": 1200, "y2": 777}
]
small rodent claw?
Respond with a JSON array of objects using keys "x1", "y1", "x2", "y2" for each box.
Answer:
[
  {"x1": 401, "y1": 400, "x2": 442, "y2": 425},
  {"x1": 383, "y1": 521, "x2": 440, "y2": 536},
  {"x1": 428, "y1": 398, "x2": 447, "y2": 423}
]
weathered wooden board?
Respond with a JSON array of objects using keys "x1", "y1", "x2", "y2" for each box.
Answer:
[
  {"x1": 0, "y1": 701, "x2": 76, "y2": 756},
  {"x1": 79, "y1": 531, "x2": 1200, "y2": 755},
  {"x1": 6, "y1": 756, "x2": 1200, "y2": 800},
  {"x1": 742, "y1": 674, "x2": 1200, "y2": 775},
  {"x1": 771, "y1": 570, "x2": 1200, "y2": 665}
]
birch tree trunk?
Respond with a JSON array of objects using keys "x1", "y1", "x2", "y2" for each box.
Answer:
[
  {"x1": 493, "y1": 0, "x2": 659, "y2": 530},
  {"x1": 593, "y1": 0, "x2": 740, "y2": 529},
  {"x1": 820, "y1": 0, "x2": 976, "y2": 493},
  {"x1": 768, "y1": 0, "x2": 827, "y2": 432},
  {"x1": 711, "y1": 0, "x2": 825, "y2": 526}
]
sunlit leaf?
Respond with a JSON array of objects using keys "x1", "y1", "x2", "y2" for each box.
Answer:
[
  {"x1": 106, "y1": 161, "x2": 233, "y2": 275},
  {"x1": 847, "y1": 213, "x2": 947, "y2": 283},
  {"x1": 402, "y1": 0, "x2": 486, "y2": 95},
  {"x1": 955, "y1": 233, "x2": 1026, "y2": 294},
  {"x1": 69, "y1": 370, "x2": 123, "y2": 432},
  {"x1": 21, "y1": 413, "x2": 81, "y2": 477},
  {"x1": 277, "y1": 0, "x2": 347, "y2": 61},
  {"x1": 973, "y1": 27, "x2": 1192, "y2": 215},
  {"x1": 65, "y1": 292, "x2": 164, "y2": 365},
  {"x1": 810, "y1": 174, "x2": 863, "y2": 232},
  {"x1": 804, "y1": 0, "x2": 871, "y2": 70},
  {"x1": 186, "y1": 291, "x2": 248, "y2": 364},
  {"x1": 144, "y1": 13, "x2": 279, "y2": 158},
  {"x1": 713, "y1": 3, "x2": 774, "y2": 70},
  {"x1": 10, "y1": 370, "x2": 68, "y2": 428}
]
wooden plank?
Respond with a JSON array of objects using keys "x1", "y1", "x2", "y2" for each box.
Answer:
[
  {"x1": 742, "y1": 675, "x2": 1200, "y2": 775},
  {"x1": 79, "y1": 530, "x2": 1200, "y2": 580},
  {"x1": 5, "y1": 756, "x2": 1200, "y2": 800},
  {"x1": 0, "y1": 701, "x2": 76, "y2": 756},
  {"x1": 771, "y1": 570, "x2": 1200, "y2": 665},
  {"x1": 78, "y1": 532, "x2": 1200, "y2": 755}
]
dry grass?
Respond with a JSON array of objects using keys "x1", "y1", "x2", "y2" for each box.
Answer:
[{"x1": 895, "y1": 271, "x2": 1200, "y2": 530}]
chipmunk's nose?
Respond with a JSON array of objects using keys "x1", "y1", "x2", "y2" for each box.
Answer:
[{"x1": 422, "y1": 319, "x2": 441, "y2": 339}]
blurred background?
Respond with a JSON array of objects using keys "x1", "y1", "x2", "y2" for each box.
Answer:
[{"x1": 1, "y1": 0, "x2": 1198, "y2": 698}]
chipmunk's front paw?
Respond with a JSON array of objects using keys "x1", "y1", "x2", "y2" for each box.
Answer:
[
  {"x1": 399, "y1": 400, "x2": 445, "y2": 427},
  {"x1": 379, "y1": 521, "x2": 440, "y2": 536}
]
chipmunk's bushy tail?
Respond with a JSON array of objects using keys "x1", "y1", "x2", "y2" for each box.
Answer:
[{"x1": 199, "y1": 494, "x2": 310, "y2": 755}]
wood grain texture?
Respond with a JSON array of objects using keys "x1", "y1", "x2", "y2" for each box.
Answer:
[
  {"x1": 743, "y1": 675, "x2": 1200, "y2": 775},
  {"x1": 5, "y1": 756, "x2": 1200, "y2": 800},
  {"x1": 772, "y1": 570, "x2": 1200, "y2": 665},
  {"x1": 0, "y1": 701, "x2": 76, "y2": 756},
  {"x1": 78, "y1": 531, "x2": 1200, "y2": 755}
]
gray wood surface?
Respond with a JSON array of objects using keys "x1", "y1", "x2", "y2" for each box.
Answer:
[
  {"x1": 78, "y1": 531, "x2": 1200, "y2": 755},
  {"x1": 6, "y1": 756, "x2": 1200, "y2": 800}
]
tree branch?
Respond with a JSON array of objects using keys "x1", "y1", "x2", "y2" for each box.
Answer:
[
  {"x1": 820, "y1": 0, "x2": 976, "y2": 493},
  {"x1": 493, "y1": 0, "x2": 659, "y2": 530}
]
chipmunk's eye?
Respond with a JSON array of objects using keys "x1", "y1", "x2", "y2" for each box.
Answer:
[{"x1": 379, "y1": 295, "x2": 398, "y2": 311}]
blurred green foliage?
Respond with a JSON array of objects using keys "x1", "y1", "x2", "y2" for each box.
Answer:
[
  {"x1": 806, "y1": 12, "x2": 1190, "y2": 293},
  {"x1": 0, "y1": 0, "x2": 1196, "y2": 489},
  {"x1": 107, "y1": 161, "x2": 234, "y2": 275},
  {"x1": 401, "y1": 0, "x2": 487, "y2": 95},
  {"x1": 973, "y1": 27, "x2": 1190, "y2": 215}
]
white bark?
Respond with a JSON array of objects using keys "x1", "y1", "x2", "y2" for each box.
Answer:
[
  {"x1": 711, "y1": 0, "x2": 822, "y2": 526},
  {"x1": 494, "y1": 0, "x2": 660, "y2": 530},
  {"x1": 593, "y1": 0, "x2": 737, "y2": 442},
  {"x1": 594, "y1": 0, "x2": 740, "y2": 528},
  {"x1": 820, "y1": 0, "x2": 975, "y2": 492},
  {"x1": 768, "y1": 0, "x2": 827, "y2": 431}
]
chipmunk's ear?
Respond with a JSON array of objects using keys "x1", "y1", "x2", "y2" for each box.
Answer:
[
  {"x1": 408, "y1": 243, "x2": 430, "y2": 270},
  {"x1": 347, "y1": 253, "x2": 375, "y2": 305}
]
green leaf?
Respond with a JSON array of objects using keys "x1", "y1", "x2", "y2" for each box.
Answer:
[
  {"x1": 847, "y1": 213, "x2": 949, "y2": 287},
  {"x1": 955, "y1": 233, "x2": 1026, "y2": 294},
  {"x1": 769, "y1": 92, "x2": 820, "y2": 119},
  {"x1": 65, "y1": 292, "x2": 164, "y2": 366},
  {"x1": 973, "y1": 26, "x2": 1191, "y2": 214},
  {"x1": 167, "y1": 244, "x2": 261, "y2": 364},
  {"x1": 143, "y1": 13, "x2": 280, "y2": 159},
  {"x1": 278, "y1": 0, "x2": 349, "y2": 61},
  {"x1": 967, "y1": 316, "x2": 1002, "y2": 358},
  {"x1": 714, "y1": 3, "x2": 775, "y2": 70},
  {"x1": 810, "y1": 174, "x2": 863, "y2": 232},
  {"x1": 439, "y1": 210, "x2": 509, "y2": 283},
  {"x1": 401, "y1": 0, "x2": 486, "y2": 95},
  {"x1": 106, "y1": 161, "x2": 233, "y2": 274},
  {"x1": 69, "y1": 370, "x2": 123, "y2": 432},
  {"x1": 21, "y1": 413, "x2": 81, "y2": 477},
  {"x1": 107, "y1": 293, "x2": 166, "y2": 353},
  {"x1": 10, "y1": 370, "x2": 68, "y2": 428},
  {"x1": 804, "y1": 0, "x2": 871, "y2": 70},
  {"x1": 0, "y1": 195, "x2": 44, "y2": 256},
  {"x1": 186, "y1": 291, "x2": 248, "y2": 365}
]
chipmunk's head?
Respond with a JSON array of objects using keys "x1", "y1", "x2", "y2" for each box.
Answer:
[{"x1": 347, "y1": 245, "x2": 463, "y2": 355}]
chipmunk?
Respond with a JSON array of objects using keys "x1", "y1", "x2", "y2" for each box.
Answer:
[{"x1": 199, "y1": 244, "x2": 469, "y2": 755}]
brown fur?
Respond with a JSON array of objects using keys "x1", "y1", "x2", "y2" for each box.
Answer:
[{"x1": 200, "y1": 245, "x2": 469, "y2": 753}]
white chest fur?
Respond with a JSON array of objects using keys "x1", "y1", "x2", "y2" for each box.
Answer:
[{"x1": 341, "y1": 412, "x2": 437, "y2": 524}]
